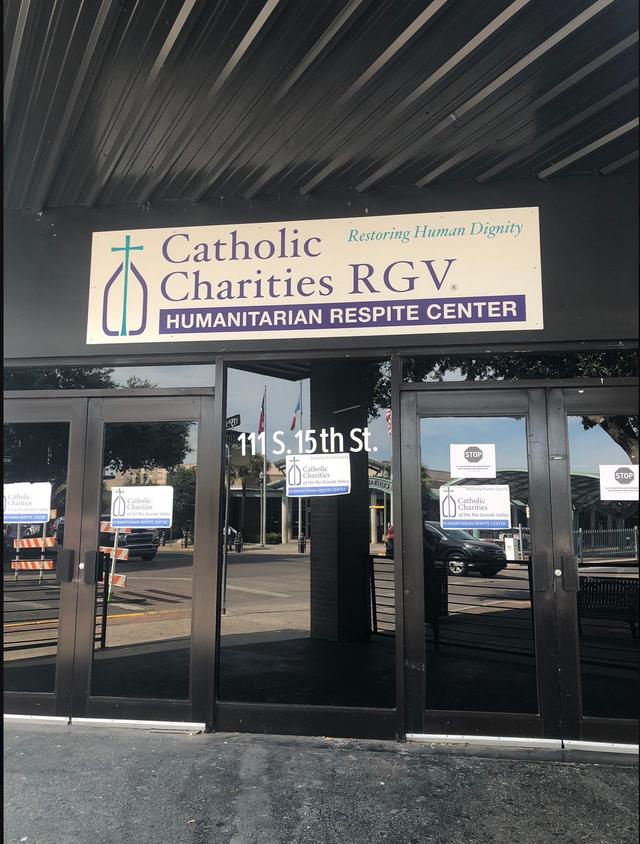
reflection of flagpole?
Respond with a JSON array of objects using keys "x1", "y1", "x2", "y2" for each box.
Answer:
[
  {"x1": 298, "y1": 382, "x2": 303, "y2": 544},
  {"x1": 222, "y1": 444, "x2": 231, "y2": 613},
  {"x1": 261, "y1": 386, "x2": 267, "y2": 548},
  {"x1": 387, "y1": 409, "x2": 393, "y2": 524}
]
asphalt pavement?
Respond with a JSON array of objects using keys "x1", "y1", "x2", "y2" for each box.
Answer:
[{"x1": 4, "y1": 721, "x2": 638, "y2": 844}]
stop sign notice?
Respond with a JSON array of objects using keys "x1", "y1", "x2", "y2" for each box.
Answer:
[
  {"x1": 450, "y1": 443, "x2": 496, "y2": 478},
  {"x1": 464, "y1": 446, "x2": 483, "y2": 463},
  {"x1": 614, "y1": 466, "x2": 635, "y2": 484},
  {"x1": 600, "y1": 464, "x2": 639, "y2": 501}
]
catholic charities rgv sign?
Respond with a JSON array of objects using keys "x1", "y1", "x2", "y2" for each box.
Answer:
[{"x1": 87, "y1": 208, "x2": 543, "y2": 344}]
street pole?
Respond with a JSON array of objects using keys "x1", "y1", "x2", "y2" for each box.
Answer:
[
  {"x1": 222, "y1": 444, "x2": 231, "y2": 614},
  {"x1": 298, "y1": 381, "x2": 303, "y2": 547},
  {"x1": 107, "y1": 527, "x2": 119, "y2": 602},
  {"x1": 261, "y1": 386, "x2": 267, "y2": 548}
]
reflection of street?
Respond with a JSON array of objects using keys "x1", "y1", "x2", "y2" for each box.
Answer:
[
  {"x1": 2, "y1": 550, "x2": 196, "y2": 664},
  {"x1": 428, "y1": 566, "x2": 536, "y2": 665},
  {"x1": 3, "y1": 570, "x2": 60, "y2": 661},
  {"x1": 98, "y1": 549, "x2": 193, "y2": 649},
  {"x1": 432, "y1": 566, "x2": 636, "y2": 658},
  {"x1": 221, "y1": 544, "x2": 310, "y2": 643}
]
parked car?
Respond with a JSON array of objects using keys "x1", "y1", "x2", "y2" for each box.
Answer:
[
  {"x1": 55, "y1": 516, "x2": 160, "y2": 562},
  {"x1": 424, "y1": 521, "x2": 507, "y2": 577}
]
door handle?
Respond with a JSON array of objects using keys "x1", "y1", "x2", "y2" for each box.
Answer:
[
  {"x1": 560, "y1": 555, "x2": 579, "y2": 592},
  {"x1": 81, "y1": 550, "x2": 99, "y2": 585},
  {"x1": 57, "y1": 549, "x2": 74, "y2": 583}
]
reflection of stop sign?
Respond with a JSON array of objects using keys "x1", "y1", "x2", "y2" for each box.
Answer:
[
  {"x1": 464, "y1": 446, "x2": 483, "y2": 463},
  {"x1": 614, "y1": 467, "x2": 635, "y2": 484}
]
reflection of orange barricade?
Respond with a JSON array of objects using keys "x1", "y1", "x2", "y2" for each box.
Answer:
[
  {"x1": 98, "y1": 546, "x2": 129, "y2": 560},
  {"x1": 13, "y1": 537, "x2": 55, "y2": 548},
  {"x1": 11, "y1": 560, "x2": 54, "y2": 570},
  {"x1": 99, "y1": 573, "x2": 127, "y2": 588},
  {"x1": 97, "y1": 570, "x2": 127, "y2": 649},
  {"x1": 100, "y1": 522, "x2": 132, "y2": 534}
]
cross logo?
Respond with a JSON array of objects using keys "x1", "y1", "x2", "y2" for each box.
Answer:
[
  {"x1": 101, "y1": 235, "x2": 147, "y2": 336},
  {"x1": 287, "y1": 456, "x2": 302, "y2": 486}
]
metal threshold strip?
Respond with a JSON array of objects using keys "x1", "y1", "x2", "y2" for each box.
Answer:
[
  {"x1": 4, "y1": 714, "x2": 205, "y2": 733},
  {"x1": 4, "y1": 717, "x2": 637, "y2": 750},
  {"x1": 406, "y1": 733, "x2": 639, "y2": 755},
  {"x1": 4, "y1": 714, "x2": 70, "y2": 725}
]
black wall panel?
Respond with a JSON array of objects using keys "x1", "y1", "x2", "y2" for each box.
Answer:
[{"x1": 4, "y1": 175, "x2": 638, "y2": 362}]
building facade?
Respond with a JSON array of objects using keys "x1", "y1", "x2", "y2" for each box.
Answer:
[{"x1": 4, "y1": 1, "x2": 638, "y2": 746}]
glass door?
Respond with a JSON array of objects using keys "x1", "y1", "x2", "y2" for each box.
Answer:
[
  {"x1": 71, "y1": 394, "x2": 217, "y2": 722},
  {"x1": 550, "y1": 385, "x2": 639, "y2": 743},
  {"x1": 4, "y1": 391, "x2": 218, "y2": 724},
  {"x1": 400, "y1": 387, "x2": 561, "y2": 738},
  {"x1": 3, "y1": 397, "x2": 87, "y2": 716}
]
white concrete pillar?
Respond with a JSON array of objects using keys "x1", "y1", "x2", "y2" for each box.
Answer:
[
  {"x1": 281, "y1": 494, "x2": 289, "y2": 543},
  {"x1": 370, "y1": 492, "x2": 377, "y2": 544}
]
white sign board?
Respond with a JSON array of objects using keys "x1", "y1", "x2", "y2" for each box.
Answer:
[
  {"x1": 599, "y1": 465, "x2": 639, "y2": 501},
  {"x1": 110, "y1": 486, "x2": 174, "y2": 528},
  {"x1": 286, "y1": 453, "x2": 351, "y2": 497},
  {"x1": 87, "y1": 208, "x2": 542, "y2": 344},
  {"x1": 439, "y1": 485, "x2": 511, "y2": 530},
  {"x1": 3, "y1": 482, "x2": 52, "y2": 523},
  {"x1": 450, "y1": 443, "x2": 496, "y2": 478}
]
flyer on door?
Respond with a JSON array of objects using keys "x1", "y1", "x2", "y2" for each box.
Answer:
[
  {"x1": 110, "y1": 485, "x2": 174, "y2": 528},
  {"x1": 439, "y1": 485, "x2": 511, "y2": 529}
]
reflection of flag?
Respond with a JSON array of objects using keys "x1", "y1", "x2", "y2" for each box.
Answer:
[
  {"x1": 257, "y1": 391, "x2": 265, "y2": 434},
  {"x1": 386, "y1": 408, "x2": 392, "y2": 434},
  {"x1": 290, "y1": 393, "x2": 302, "y2": 431}
]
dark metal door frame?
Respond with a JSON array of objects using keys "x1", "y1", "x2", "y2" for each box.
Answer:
[
  {"x1": 549, "y1": 383, "x2": 639, "y2": 743},
  {"x1": 400, "y1": 385, "x2": 558, "y2": 738},
  {"x1": 3, "y1": 396, "x2": 88, "y2": 717},
  {"x1": 399, "y1": 378, "x2": 639, "y2": 742},
  {"x1": 4, "y1": 390, "x2": 220, "y2": 724},
  {"x1": 74, "y1": 393, "x2": 218, "y2": 723}
]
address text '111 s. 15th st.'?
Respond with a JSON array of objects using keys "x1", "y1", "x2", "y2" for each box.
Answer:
[{"x1": 239, "y1": 428, "x2": 376, "y2": 456}]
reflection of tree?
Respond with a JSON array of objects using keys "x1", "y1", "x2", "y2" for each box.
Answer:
[
  {"x1": 5, "y1": 370, "x2": 115, "y2": 514},
  {"x1": 4, "y1": 423, "x2": 69, "y2": 514},
  {"x1": 421, "y1": 465, "x2": 431, "y2": 490},
  {"x1": 365, "y1": 361, "x2": 392, "y2": 421},
  {"x1": 4, "y1": 370, "x2": 193, "y2": 512},
  {"x1": 230, "y1": 455, "x2": 263, "y2": 533},
  {"x1": 581, "y1": 415, "x2": 638, "y2": 464},
  {"x1": 369, "y1": 458, "x2": 391, "y2": 479},
  {"x1": 369, "y1": 353, "x2": 638, "y2": 461},
  {"x1": 4, "y1": 366, "x2": 116, "y2": 390},
  {"x1": 104, "y1": 423, "x2": 191, "y2": 473},
  {"x1": 168, "y1": 466, "x2": 196, "y2": 535}
]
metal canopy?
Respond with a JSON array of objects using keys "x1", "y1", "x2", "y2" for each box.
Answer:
[{"x1": 4, "y1": 0, "x2": 638, "y2": 213}]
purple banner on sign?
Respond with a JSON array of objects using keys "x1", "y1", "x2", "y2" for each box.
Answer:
[{"x1": 158, "y1": 295, "x2": 526, "y2": 334}]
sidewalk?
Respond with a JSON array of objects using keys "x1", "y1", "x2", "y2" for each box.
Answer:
[{"x1": 4, "y1": 721, "x2": 638, "y2": 844}]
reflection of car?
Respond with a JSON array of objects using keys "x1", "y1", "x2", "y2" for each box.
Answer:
[
  {"x1": 5, "y1": 521, "x2": 55, "y2": 539},
  {"x1": 55, "y1": 517, "x2": 160, "y2": 562},
  {"x1": 424, "y1": 522, "x2": 507, "y2": 577},
  {"x1": 3, "y1": 522, "x2": 56, "y2": 563},
  {"x1": 3, "y1": 528, "x2": 14, "y2": 562}
]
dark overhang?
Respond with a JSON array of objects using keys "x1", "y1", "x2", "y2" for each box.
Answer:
[{"x1": 4, "y1": 0, "x2": 638, "y2": 213}]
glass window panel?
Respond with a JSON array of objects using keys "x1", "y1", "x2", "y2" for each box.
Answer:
[
  {"x1": 4, "y1": 365, "x2": 215, "y2": 390},
  {"x1": 402, "y1": 351, "x2": 638, "y2": 382},
  {"x1": 91, "y1": 420, "x2": 198, "y2": 699},
  {"x1": 218, "y1": 360, "x2": 395, "y2": 707},
  {"x1": 567, "y1": 413, "x2": 639, "y2": 719},
  {"x1": 3, "y1": 422, "x2": 70, "y2": 693},
  {"x1": 420, "y1": 416, "x2": 538, "y2": 714}
]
